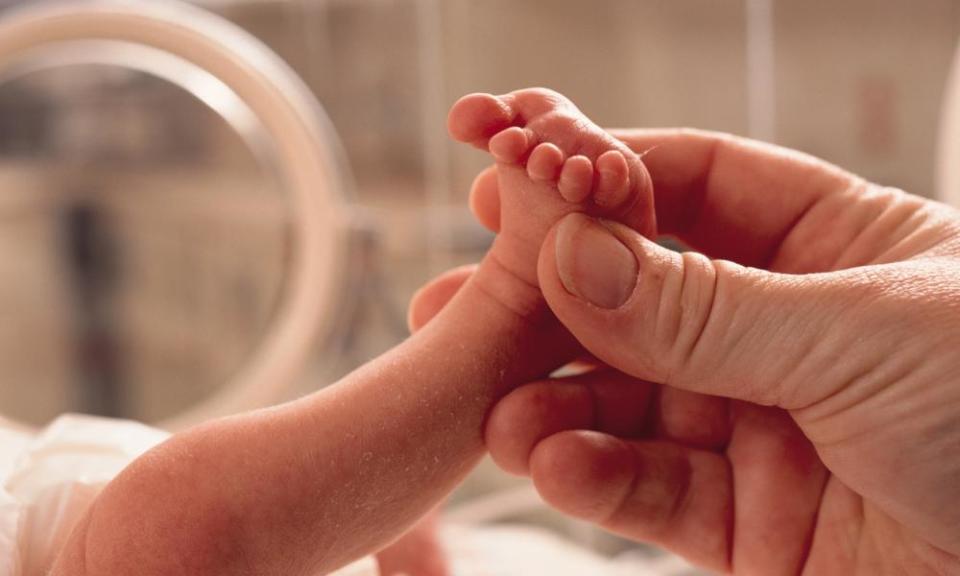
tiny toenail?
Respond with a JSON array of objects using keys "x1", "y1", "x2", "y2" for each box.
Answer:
[{"x1": 555, "y1": 214, "x2": 638, "y2": 309}]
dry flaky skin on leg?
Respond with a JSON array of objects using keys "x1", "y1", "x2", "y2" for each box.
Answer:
[
  {"x1": 50, "y1": 87, "x2": 656, "y2": 576},
  {"x1": 52, "y1": 276, "x2": 577, "y2": 576}
]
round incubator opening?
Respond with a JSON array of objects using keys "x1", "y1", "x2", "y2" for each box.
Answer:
[{"x1": 0, "y1": 0, "x2": 352, "y2": 431}]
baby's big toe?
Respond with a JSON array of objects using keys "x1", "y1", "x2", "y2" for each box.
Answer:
[
  {"x1": 447, "y1": 93, "x2": 514, "y2": 149},
  {"x1": 447, "y1": 88, "x2": 574, "y2": 151}
]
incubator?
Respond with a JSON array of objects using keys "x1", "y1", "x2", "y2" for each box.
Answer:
[{"x1": 0, "y1": 0, "x2": 354, "y2": 430}]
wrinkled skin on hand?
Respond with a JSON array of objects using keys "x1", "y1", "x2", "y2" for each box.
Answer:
[{"x1": 411, "y1": 129, "x2": 960, "y2": 575}]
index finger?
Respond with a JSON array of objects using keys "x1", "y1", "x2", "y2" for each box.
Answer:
[{"x1": 609, "y1": 128, "x2": 862, "y2": 270}]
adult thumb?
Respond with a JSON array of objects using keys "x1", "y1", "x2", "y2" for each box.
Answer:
[{"x1": 538, "y1": 213, "x2": 873, "y2": 409}]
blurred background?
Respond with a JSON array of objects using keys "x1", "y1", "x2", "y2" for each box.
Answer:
[
  {"x1": 1, "y1": 0, "x2": 956, "y2": 426},
  {"x1": 0, "y1": 0, "x2": 957, "y2": 567}
]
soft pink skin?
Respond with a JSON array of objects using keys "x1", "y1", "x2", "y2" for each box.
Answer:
[
  {"x1": 49, "y1": 88, "x2": 655, "y2": 576},
  {"x1": 415, "y1": 129, "x2": 960, "y2": 575},
  {"x1": 447, "y1": 88, "x2": 656, "y2": 291}
]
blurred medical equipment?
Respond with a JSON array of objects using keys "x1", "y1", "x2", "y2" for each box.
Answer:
[{"x1": 0, "y1": 0, "x2": 355, "y2": 431}]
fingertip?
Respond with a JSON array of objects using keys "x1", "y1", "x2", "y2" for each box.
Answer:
[
  {"x1": 553, "y1": 214, "x2": 639, "y2": 310},
  {"x1": 486, "y1": 381, "x2": 594, "y2": 475},
  {"x1": 541, "y1": 214, "x2": 665, "y2": 307},
  {"x1": 407, "y1": 266, "x2": 476, "y2": 333},
  {"x1": 530, "y1": 435, "x2": 732, "y2": 571},
  {"x1": 536, "y1": 217, "x2": 566, "y2": 305},
  {"x1": 530, "y1": 431, "x2": 637, "y2": 523},
  {"x1": 407, "y1": 288, "x2": 437, "y2": 334},
  {"x1": 537, "y1": 215, "x2": 668, "y2": 384},
  {"x1": 469, "y1": 165, "x2": 501, "y2": 233}
]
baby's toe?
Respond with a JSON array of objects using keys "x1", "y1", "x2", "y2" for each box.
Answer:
[
  {"x1": 447, "y1": 93, "x2": 514, "y2": 148},
  {"x1": 527, "y1": 143, "x2": 565, "y2": 182},
  {"x1": 489, "y1": 127, "x2": 536, "y2": 164},
  {"x1": 558, "y1": 155, "x2": 594, "y2": 203},
  {"x1": 595, "y1": 150, "x2": 631, "y2": 208}
]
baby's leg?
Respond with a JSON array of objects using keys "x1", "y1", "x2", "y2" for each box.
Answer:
[{"x1": 51, "y1": 88, "x2": 655, "y2": 576}]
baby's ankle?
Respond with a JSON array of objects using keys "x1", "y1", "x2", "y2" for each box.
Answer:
[{"x1": 472, "y1": 241, "x2": 550, "y2": 321}]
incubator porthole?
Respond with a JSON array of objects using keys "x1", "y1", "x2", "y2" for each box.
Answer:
[{"x1": 0, "y1": 1, "x2": 351, "y2": 431}]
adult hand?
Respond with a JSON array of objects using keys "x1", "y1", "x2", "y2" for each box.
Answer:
[{"x1": 410, "y1": 130, "x2": 960, "y2": 575}]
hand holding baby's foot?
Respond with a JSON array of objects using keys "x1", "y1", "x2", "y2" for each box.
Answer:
[{"x1": 448, "y1": 88, "x2": 656, "y2": 288}]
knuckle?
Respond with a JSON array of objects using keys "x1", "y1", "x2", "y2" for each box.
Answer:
[{"x1": 647, "y1": 252, "x2": 777, "y2": 403}]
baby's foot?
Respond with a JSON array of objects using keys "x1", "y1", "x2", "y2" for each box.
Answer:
[{"x1": 448, "y1": 88, "x2": 656, "y2": 290}]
